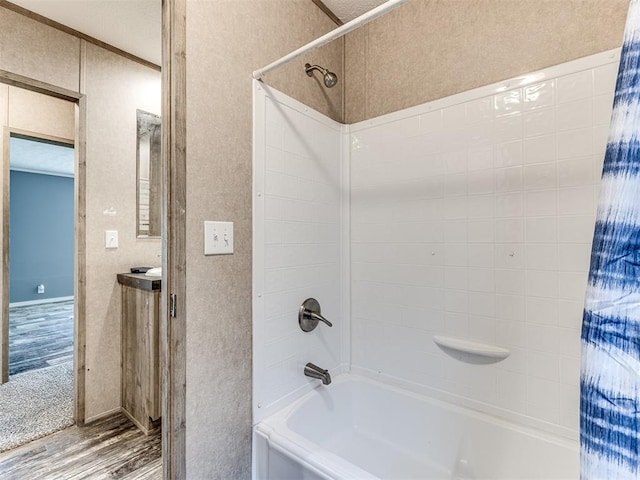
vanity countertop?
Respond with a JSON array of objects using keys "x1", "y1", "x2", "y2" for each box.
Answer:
[{"x1": 117, "y1": 273, "x2": 161, "y2": 292}]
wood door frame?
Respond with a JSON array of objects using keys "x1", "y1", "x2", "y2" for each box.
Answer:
[
  {"x1": 162, "y1": 0, "x2": 187, "y2": 477},
  {"x1": 0, "y1": 72, "x2": 86, "y2": 427}
]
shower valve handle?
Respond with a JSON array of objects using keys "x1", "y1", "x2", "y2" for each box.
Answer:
[
  {"x1": 299, "y1": 298, "x2": 333, "y2": 332},
  {"x1": 307, "y1": 311, "x2": 333, "y2": 328}
]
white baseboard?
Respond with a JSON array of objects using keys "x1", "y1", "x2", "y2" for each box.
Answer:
[{"x1": 10, "y1": 296, "x2": 74, "y2": 308}]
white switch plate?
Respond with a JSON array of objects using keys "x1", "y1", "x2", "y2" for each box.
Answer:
[
  {"x1": 105, "y1": 230, "x2": 118, "y2": 249},
  {"x1": 204, "y1": 221, "x2": 234, "y2": 255}
]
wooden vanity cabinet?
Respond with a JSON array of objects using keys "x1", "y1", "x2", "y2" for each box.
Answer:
[{"x1": 117, "y1": 273, "x2": 161, "y2": 434}]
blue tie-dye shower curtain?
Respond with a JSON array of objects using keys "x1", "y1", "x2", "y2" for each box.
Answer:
[{"x1": 581, "y1": 1, "x2": 640, "y2": 478}]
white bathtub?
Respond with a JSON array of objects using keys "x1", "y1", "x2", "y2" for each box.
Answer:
[{"x1": 253, "y1": 374, "x2": 578, "y2": 480}]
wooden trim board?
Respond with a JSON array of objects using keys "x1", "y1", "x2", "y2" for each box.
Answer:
[
  {"x1": 162, "y1": 0, "x2": 187, "y2": 477},
  {"x1": 311, "y1": 0, "x2": 343, "y2": 25}
]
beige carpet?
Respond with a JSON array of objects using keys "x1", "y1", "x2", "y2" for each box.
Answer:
[{"x1": 0, "y1": 362, "x2": 74, "y2": 452}]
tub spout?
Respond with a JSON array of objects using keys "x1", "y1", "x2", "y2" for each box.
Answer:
[{"x1": 304, "y1": 362, "x2": 331, "y2": 385}]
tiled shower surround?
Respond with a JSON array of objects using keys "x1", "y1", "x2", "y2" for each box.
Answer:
[
  {"x1": 350, "y1": 51, "x2": 618, "y2": 438},
  {"x1": 254, "y1": 50, "x2": 619, "y2": 439},
  {"x1": 253, "y1": 85, "x2": 345, "y2": 422}
]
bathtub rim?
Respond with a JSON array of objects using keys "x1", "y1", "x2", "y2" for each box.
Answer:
[{"x1": 253, "y1": 372, "x2": 578, "y2": 480}]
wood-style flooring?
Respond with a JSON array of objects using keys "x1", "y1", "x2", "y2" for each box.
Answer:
[
  {"x1": 9, "y1": 300, "x2": 74, "y2": 375},
  {"x1": 0, "y1": 413, "x2": 162, "y2": 480}
]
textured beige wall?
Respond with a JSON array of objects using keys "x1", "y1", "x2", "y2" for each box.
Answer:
[
  {"x1": 7, "y1": 87, "x2": 75, "y2": 140},
  {"x1": 345, "y1": 0, "x2": 629, "y2": 123},
  {"x1": 184, "y1": 0, "x2": 342, "y2": 477},
  {"x1": 0, "y1": 7, "x2": 80, "y2": 92},
  {"x1": 83, "y1": 43, "x2": 161, "y2": 420},
  {"x1": 0, "y1": 6, "x2": 161, "y2": 421}
]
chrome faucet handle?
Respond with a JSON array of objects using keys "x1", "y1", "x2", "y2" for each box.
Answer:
[
  {"x1": 299, "y1": 298, "x2": 333, "y2": 332},
  {"x1": 308, "y1": 311, "x2": 333, "y2": 327}
]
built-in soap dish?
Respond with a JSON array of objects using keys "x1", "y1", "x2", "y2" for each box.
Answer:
[{"x1": 433, "y1": 335, "x2": 510, "y2": 365}]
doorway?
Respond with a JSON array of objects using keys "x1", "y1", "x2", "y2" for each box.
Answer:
[
  {"x1": 9, "y1": 134, "x2": 75, "y2": 373},
  {"x1": 0, "y1": 124, "x2": 76, "y2": 452}
]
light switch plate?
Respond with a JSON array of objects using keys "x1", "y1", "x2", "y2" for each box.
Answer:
[
  {"x1": 105, "y1": 230, "x2": 118, "y2": 249},
  {"x1": 204, "y1": 221, "x2": 234, "y2": 255}
]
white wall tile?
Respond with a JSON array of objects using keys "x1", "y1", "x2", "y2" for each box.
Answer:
[
  {"x1": 494, "y1": 89, "x2": 522, "y2": 117},
  {"x1": 557, "y1": 128, "x2": 593, "y2": 159},
  {"x1": 526, "y1": 270, "x2": 558, "y2": 298},
  {"x1": 495, "y1": 192, "x2": 523, "y2": 218},
  {"x1": 558, "y1": 300, "x2": 584, "y2": 329},
  {"x1": 524, "y1": 135, "x2": 556, "y2": 164},
  {"x1": 496, "y1": 319, "x2": 526, "y2": 347},
  {"x1": 466, "y1": 97, "x2": 493, "y2": 124},
  {"x1": 525, "y1": 217, "x2": 557, "y2": 243},
  {"x1": 468, "y1": 268, "x2": 494, "y2": 292},
  {"x1": 558, "y1": 244, "x2": 591, "y2": 272},
  {"x1": 556, "y1": 70, "x2": 593, "y2": 104},
  {"x1": 556, "y1": 98, "x2": 593, "y2": 132},
  {"x1": 593, "y1": 63, "x2": 619, "y2": 95},
  {"x1": 528, "y1": 351, "x2": 560, "y2": 382},
  {"x1": 593, "y1": 94, "x2": 614, "y2": 126},
  {"x1": 468, "y1": 221, "x2": 494, "y2": 243},
  {"x1": 445, "y1": 266, "x2": 468, "y2": 290},
  {"x1": 523, "y1": 108, "x2": 556, "y2": 138},
  {"x1": 526, "y1": 324, "x2": 560, "y2": 354},
  {"x1": 443, "y1": 149, "x2": 468, "y2": 174},
  {"x1": 445, "y1": 173, "x2": 468, "y2": 197},
  {"x1": 525, "y1": 189, "x2": 557, "y2": 217},
  {"x1": 349, "y1": 57, "x2": 615, "y2": 437},
  {"x1": 495, "y1": 166, "x2": 523, "y2": 193},
  {"x1": 468, "y1": 194, "x2": 495, "y2": 219},
  {"x1": 495, "y1": 218, "x2": 524, "y2": 243},
  {"x1": 443, "y1": 103, "x2": 467, "y2": 128},
  {"x1": 557, "y1": 156, "x2": 594, "y2": 187},
  {"x1": 558, "y1": 186, "x2": 595, "y2": 215},
  {"x1": 558, "y1": 215, "x2": 596, "y2": 243},
  {"x1": 468, "y1": 170, "x2": 494, "y2": 194},
  {"x1": 419, "y1": 110, "x2": 443, "y2": 131},
  {"x1": 592, "y1": 125, "x2": 610, "y2": 158},
  {"x1": 468, "y1": 243, "x2": 494, "y2": 267},
  {"x1": 496, "y1": 294, "x2": 525, "y2": 321},
  {"x1": 526, "y1": 296, "x2": 558, "y2": 326},
  {"x1": 494, "y1": 244, "x2": 525, "y2": 269},
  {"x1": 524, "y1": 163, "x2": 557, "y2": 190},
  {"x1": 526, "y1": 244, "x2": 558, "y2": 271},
  {"x1": 495, "y1": 269, "x2": 525, "y2": 296},
  {"x1": 444, "y1": 221, "x2": 468, "y2": 243},
  {"x1": 494, "y1": 115, "x2": 523, "y2": 143},
  {"x1": 495, "y1": 140, "x2": 523, "y2": 167},
  {"x1": 558, "y1": 271, "x2": 588, "y2": 301},
  {"x1": 468, "y1": 145, "x2": 494, "y2": 171},
  {"x1": 523, "y1": 81, "x2": 555, "y2": 111}
]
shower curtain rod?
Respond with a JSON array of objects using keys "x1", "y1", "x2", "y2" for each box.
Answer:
[{"x1": 252, "y1": 0, "x2": 409, "y2": 80}]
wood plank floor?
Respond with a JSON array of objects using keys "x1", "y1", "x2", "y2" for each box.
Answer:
[
  {"x1": 0, "y1": 413, "x2": 162, "y2": 479},
  {"x1": 9, "y1": 300, "x2": 74, "y2": 375}
]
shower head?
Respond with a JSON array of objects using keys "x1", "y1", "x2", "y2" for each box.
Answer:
[{"x1": 305, "y1": 63, "x2": 338, "y2": 88}]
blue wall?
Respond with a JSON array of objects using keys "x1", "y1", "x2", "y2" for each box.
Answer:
[{"x1": 10, "y1": 171, "x2": 74, "y2": 303}]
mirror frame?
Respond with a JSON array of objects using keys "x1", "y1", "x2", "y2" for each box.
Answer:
[{"x1": 136, "y1": 109, "x2": 162, "y2": 238}]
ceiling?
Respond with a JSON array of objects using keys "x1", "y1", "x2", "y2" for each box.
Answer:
[
  {"x1": 323, "y1": 0, "x2": 387, "y2": 23},
  {"x1": 7, "y1": 0, "x2": 385, "y2": 66},
  {"x1": 10, "y1": 136, "x2": 75, "y2": 178}
]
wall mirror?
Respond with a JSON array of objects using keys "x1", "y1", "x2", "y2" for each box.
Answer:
[{"x1": 137, "y1": 110, "x2": 161, "y2": 238}]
